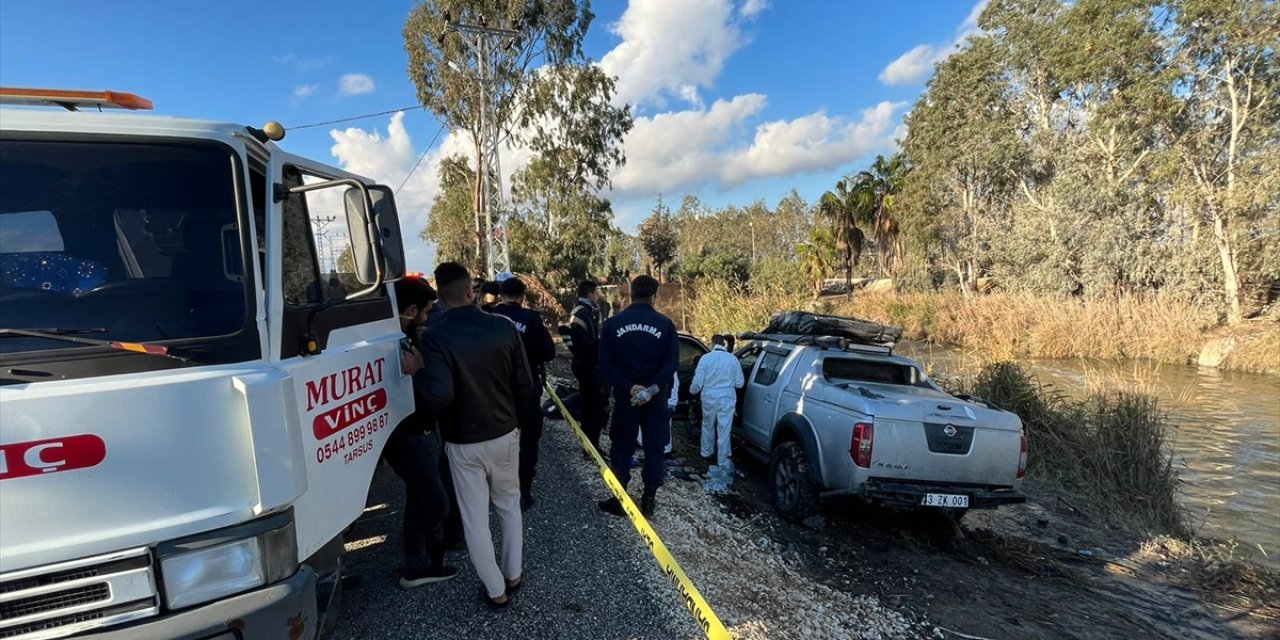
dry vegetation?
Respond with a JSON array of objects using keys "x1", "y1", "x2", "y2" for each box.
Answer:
[{"x1": 684, "y1": 284, "x2": 1279, "y2": 375}]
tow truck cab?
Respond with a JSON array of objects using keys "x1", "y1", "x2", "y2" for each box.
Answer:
[{"x1": 0, "y1": 89, "x2": 410, "y2": 640}]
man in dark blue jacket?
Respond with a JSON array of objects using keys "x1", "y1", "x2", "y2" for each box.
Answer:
[
  {"x1": 491, "y1": 276, "x2": 555, "y2": 510},
  {"x1": 597, "y1": 275, "x2": 678, "y2": 518},
  {"x1": 567, "y1": 280, "x2": 608, "y2": 454}
]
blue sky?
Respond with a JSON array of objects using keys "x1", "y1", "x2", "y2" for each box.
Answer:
[{"x1": 0, "y1": 0, "x2": 984, "y2": 270}]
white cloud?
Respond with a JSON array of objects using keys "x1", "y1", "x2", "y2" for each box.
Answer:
[
  {"x1": 324, "y1": 113, "x2": 532, "y2": 271},
  {"x1": 740, "y1": 0, "x2": 769, "y2": 18},
  {"x1": 338, "y1": 73, "x2": 376, "y2": 97},
  {"x1": 722, "y1": 101, "x2": 903, "y2": 186},
  {"x1": 273, "y1": 53, "x2": 335, "y2": 72},
  {"x1": 291, "y1": 84, "x2": 319, "y2": 104},
  {"x1": 600, "y1": 0, "x2": 752, "y2": 108},
  {"x1": 609, "y1": 97, "x2": 902, "y2": 196},
  {"x1": 878, "y1": 0, "x2": 987, "y2": 86}
]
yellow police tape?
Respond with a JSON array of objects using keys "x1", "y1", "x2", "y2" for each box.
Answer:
[{"x1": 546, "y1": 384, "x2": 733, "y2": 640}]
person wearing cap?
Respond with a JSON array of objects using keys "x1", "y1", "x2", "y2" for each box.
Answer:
[
  {"x1": 491, "y1": 276, "x2": 555, "y2": 510},
  {"x1": 597, "y1": 275, "x2": 678, "y2": 518},
  {"x1": 401, "y1": 261, "x2": 535, "y2": 609},
  {"x1": 386, "y1": 277, "x2": 458, "y2": 588},
  {"x1": 691, "y1": 334, "x2": 744, "y2": 472}
]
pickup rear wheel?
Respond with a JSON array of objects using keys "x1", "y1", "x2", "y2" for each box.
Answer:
[{"x1": 769, "y1": 441, "x2": 818, "y2": 522}]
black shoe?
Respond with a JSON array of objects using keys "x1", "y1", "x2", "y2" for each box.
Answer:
[
  {"x1": 506, "y1": 575, "x2": 523, "y2": 594},
  {"x1": 641, "y1": 493, "x2": 656, "y2": 518},
  {"x1": 597, "y1": 497, "x2": 625, "y2": 517},
  {"x1": 399, "y1": 565, "x2": 459, "y2": 588},
  {"x1": 521, "y1": 493, "x2": 536, "y2": 511}
]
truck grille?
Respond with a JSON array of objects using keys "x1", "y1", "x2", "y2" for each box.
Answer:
[{"x1": 0, "y1": 549, "x2": 158, "y2": 640}]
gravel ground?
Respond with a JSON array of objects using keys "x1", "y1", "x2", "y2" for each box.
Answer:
[
  {"x1": 652, "y1": 463, "x2": 923, "y2": 640},
  {"x1": 328, "y1": 412, "x2": 699, "y2": 640}
]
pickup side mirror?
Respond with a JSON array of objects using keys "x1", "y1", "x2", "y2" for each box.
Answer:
[{"x1": 344, "y1": 185, "x2": 406, "y2": 284}]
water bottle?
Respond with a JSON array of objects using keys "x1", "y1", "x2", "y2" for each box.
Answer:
[{"x1": 632, "y1": 384, "x2": 660, "y2": 405}]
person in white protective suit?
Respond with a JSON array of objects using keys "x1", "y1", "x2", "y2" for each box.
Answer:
[
  {"x1": 690, "y1": 334, "x2": 744, "y2": 468},
  {"x1": 637, "y1": 371, "x2": 678, "y2": 457}
]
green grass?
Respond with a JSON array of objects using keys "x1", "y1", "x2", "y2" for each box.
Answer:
[{"x1": 967, "y1": 362, "x2": 1186, "y2": 535}]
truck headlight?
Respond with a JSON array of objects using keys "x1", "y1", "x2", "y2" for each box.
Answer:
[
  {"x1": 159, "y1": 514, "x2": 297, "y2": 610},
  {"x1": 162, "y1": 538, "x2": 264, "y2": 609}
]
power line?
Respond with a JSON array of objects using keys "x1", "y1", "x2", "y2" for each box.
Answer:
[
  {"x1": 397, "y1": 123, "x2": 448, "y2": 195},
  {"x1": 290, "y1": 105, "x2": 425, "y2": 130}
]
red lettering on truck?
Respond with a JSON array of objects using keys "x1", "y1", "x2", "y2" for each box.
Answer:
[
  {"x1": 305, "y1": 358, "x2": 386, "y2": 411},
  {"x1": 0, "y1": 434, "x2": 107, "y2": 481},
  {"x1": 313, "y1": 388, "x2": 388, "y2": 440}
]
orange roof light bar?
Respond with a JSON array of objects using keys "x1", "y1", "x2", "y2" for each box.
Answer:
[{"x1": 0, "y1": 87, "x2": 154, "y2": 111}]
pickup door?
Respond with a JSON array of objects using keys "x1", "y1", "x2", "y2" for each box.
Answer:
[{"x1": 739, "y1": 346, "x2": 792, "y2": 449}]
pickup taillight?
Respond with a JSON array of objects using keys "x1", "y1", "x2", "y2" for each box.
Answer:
[
  {"x1": 1017, "y1": 434, "x2": 1028, "y2": 479},
  {"x1": 850, "y1": 422, "x2": 874, "y2": 468}
]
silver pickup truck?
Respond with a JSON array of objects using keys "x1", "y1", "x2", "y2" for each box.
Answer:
[{"x1": 728, "y1": 321, "x2": 1027, "y2": 522}]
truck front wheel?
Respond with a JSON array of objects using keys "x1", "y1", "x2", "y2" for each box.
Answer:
[{"x1": 769, "y1": 441, "x2": 818, "y2": 522}]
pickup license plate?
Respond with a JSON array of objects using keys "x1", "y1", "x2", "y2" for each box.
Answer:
[{"x1": 922, "y1": 493, "x2": 969, "y2": 508}]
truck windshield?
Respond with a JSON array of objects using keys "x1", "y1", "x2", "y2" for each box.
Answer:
[{"x1": 0, "y1": 139, "x2": 250, "y2": 355}]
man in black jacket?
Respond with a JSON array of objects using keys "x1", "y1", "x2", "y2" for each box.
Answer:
[
  {"x1": 401, "y1": 262, "x2": 535, "y2": 608},
  {"x1": 386, "y1": 276, "x2": 457, "y2": 587},
  {"x1": 491, "y1": 276, "x2": 555, "y2": 510},
  {"x1": 567, "y1": 280, "x2": 608, "y2": 454},
  {"x1": 597, "y1": 275, "x2": 678, "y2": 518}
]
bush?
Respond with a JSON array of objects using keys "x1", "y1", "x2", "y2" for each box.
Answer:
[
  {"x1": 971, "y1": 363, "x2": 1185, "y2": 535},
  {"x1": 749, "y1": 257, "x2": 808, "y2": 295}
]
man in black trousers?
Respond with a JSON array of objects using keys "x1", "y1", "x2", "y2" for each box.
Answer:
[
  {"x1": 567, "y1": 280, "x2": 608, "y2": 454},
  {"x1": 597, "y1": 275, "x2": 678, "y2": 518},
  {"x1": 386, "y1": 276, "x2": 458, "y2": 587},
  {"x1": 491, "y1": 276, "x2": 555, "y2": 510}
]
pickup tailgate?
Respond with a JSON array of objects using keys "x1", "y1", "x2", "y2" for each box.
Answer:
[{"x1": 856, "y1": 385, "x2": 1023, "y2": 487}]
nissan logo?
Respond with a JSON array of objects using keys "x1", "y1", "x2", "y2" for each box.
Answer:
[{"x1": 943, "y1": 425, "x2": 958, "y2": 437}]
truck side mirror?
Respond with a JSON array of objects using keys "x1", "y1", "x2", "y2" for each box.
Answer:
[{"x1": 343, "y1": 185, "x2": 406, "y2": 284}]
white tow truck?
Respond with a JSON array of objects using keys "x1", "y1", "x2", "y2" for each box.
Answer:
[{"x1": 0, "y1": 88, "x2": 412, "y2": 640}]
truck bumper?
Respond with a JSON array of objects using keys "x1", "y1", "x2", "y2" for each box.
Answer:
[
  {"x1": 84, "y1": 565, "x2": 317, "y2": 640},
  {"x1": 862, "y1": 480, "x2": 1026, "y2": 510}
]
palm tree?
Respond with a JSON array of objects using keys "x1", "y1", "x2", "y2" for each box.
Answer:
[
  {"x1": 850, "y1": 154, "x2": 910, "y2": 281},
  {"x1": 817, "y1": 179, "x2": 867, "y2": 296},
  {"x1": 797, "y1": 228, "x2": 836, "y2": 299}
]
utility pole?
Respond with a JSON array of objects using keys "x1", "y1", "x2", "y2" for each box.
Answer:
[
  {"x1": 311, "y1": 215, "x2": 337, "y2": 273},
  {"x1": 443, "y1": 18, "x2": 519, "y2": 279}
]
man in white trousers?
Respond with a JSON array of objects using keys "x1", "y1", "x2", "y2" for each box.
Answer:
[{"x1": 690, "y1": 334, "x2": 744, "y2": 468}]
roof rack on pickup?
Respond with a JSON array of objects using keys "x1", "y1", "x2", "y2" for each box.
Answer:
[{"x1": 737, "y1": 332, "x2": 895, "y2": 355}]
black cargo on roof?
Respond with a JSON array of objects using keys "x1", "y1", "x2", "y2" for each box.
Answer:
[{"x1": 762, "y1": 311, "x2": 902, "y2": 345}]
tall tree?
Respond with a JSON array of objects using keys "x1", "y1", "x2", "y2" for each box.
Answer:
[
  {"x1": 817, "y1": 178, "x2": 867, "y2": 294},
  {"x1": 901, "y1": 36, "x2": 1024, "y2": 293},
  {"x1": 850, "y1": 154, "x2": 910, "y2": 280},
  {"x1": 1168, "y1": 0, "x2": 1279, "y2": 323},
  {"x1": 423, "y1": 156, "x2": 479, "y2": 270},
  {"x1": 404, "y1": 0, "x2": 631, "y2": 268},
  {"x1": 798, "y1": 227, "x2": 837, "y2": 299},
  {"x1": 637, "y1": 197, "x2": 678, "y2": 282}
]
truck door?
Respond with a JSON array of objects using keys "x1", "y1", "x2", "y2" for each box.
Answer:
[
  {"x1": 266, "y1": 156, "x2": 412, "y2": 561},
  {"x1": 741, "y1": 348, "x2": 789, "y2": 447}
]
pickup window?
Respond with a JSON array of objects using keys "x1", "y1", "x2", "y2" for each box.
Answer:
[
  {"x1": 754, "y1": 351, "x2": 787, "y2": 386},
  {"x1": 823, "y1": 357, "x2": 922, "y2": 386}
]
